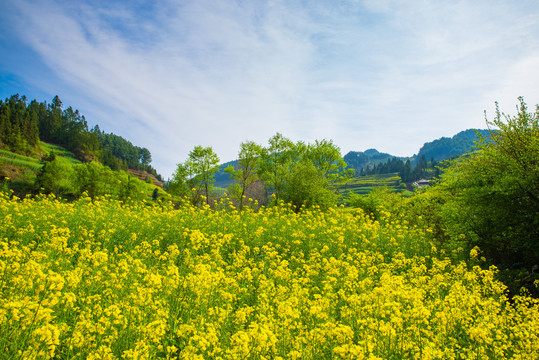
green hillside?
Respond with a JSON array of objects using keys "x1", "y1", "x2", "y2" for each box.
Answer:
[
  {"x1": 0, "y1": 142, "x2": 80, "y2": 173},
  {"x1": 415, "y1": 129, "x2": 491, "y2": 163},
  {"x1": 1, "y1": 141, "x2": 165, "y2": 200}
]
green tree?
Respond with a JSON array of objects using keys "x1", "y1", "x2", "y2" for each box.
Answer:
[
  {"x1": 170, "y1": 146, "x2": 220, "y2": 206},
  {"x1": 257, "y1": 134, "x2": 351, "y2": 210},
  {"x1": 347, "y1": 187, "x2": 403, "y2": 220},
  {"x1": 117, "y1": 171, "x2": 144, "y2": 202},
  {"x1": 399, "y1": 159, "x2": 412, "y2": 182},
  {"x1": 438, "y1": 97, "x2": 539, "y2": 287},
  {"x1": 285, "y1": 159, "x2": 337, "y2": 210},
  {"x1": 139, "y1": 147, "x2": 152, "y2": 166},
  {"x1": 258, "y1": 133, "x2": 295, "y2": 203},
  {"x1": 225, "y1": 141, "x2": 263, "y2": 210},
  {"x1": 35, "y1": 153, "x2": 75, "y2": 197},
  {"x1": 283, "y1": 139, "x2": 351, "y2": 210},
  {"x1": 303, "y1": 139, "x2": 351, "y2": 188},
  {"x1": 73, "y1": 162, "x2": 107, "y2": 200},
  {"x1": 0, "y1": 102, "x2": 11, "y2": 148}
]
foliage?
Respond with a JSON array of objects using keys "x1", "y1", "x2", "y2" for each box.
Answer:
[
  {"x1": 225, "y1": 141, "x2": 263, "y2": 210},
  {"x1": 257, "y1": 133, "x2": 296, "y2": 203},
  {"x1": 440, "y1": 98, "x2": 539, "y2": 267},
  {"x1": 1, "y1": 194, "x2": 538, "y2": 359},
  {"x1": 0, "y1": 94, "x2": 39, "y2": 154},
  {"x1": 415, "y1": 98, "x2": 539, "y2": 295},
  {"x1": 285, "y1": 159, "x2": 337, "y2": 210},
  {"x1": 256, "y1": 134, "x2": 351, "y2": 210},
  {"x1": 346, "y1": 187, "x2": 404, "y2": 220},
  {"x1": 35, "y1": 154, "x2": 75, "y2": 197},
  {"x1": 95, "y1": 129, "x2": 157, "y2": 175},
  {"x1": 169, "y1": 146, "x2": 220, "y2": 206}
]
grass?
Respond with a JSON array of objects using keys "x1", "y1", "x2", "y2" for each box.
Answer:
[
  {"x1": 0, "y1": 150, "x2": 42, "y2": 171},
  {"x1": 40, "y1": 141, "x2": 82, "y2": 164},
  {"x1": 0, "y1": 142, "x2": 82, "y2": 172},
  {"x1": 0, "y1": 149, "x2": 41, "y2": 163}
]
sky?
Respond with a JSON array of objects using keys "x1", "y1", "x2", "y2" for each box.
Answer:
[{"x1": 1, "y1": 0, "x2": 538, "y2": 178}]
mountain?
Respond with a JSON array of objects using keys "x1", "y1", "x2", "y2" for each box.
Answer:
[
  {"x1": 343, "y1": 149, "x2": 404, "y2": 174},
  {"x1": 213, "y1": 160, "x2": 238, "y2": 188},
  {"x1": 343, "y1": 129, "x2": 491, "y2": 174},
  {"x1": 415, "y1": 129, "x2": 491, "y2": 163}
]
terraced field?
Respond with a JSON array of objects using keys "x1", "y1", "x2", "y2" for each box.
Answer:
[
  {"x1": 339, "y1": 173, "x2": 406, "y2": 195},
  {"x1": 0, "y1": 150, "x2": 42, "y2": 171},
  {"x1": 40, "y1": 142, "x2": 82, "y2": 164}
]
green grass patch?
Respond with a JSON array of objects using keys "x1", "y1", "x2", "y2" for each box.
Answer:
[
  {"x1": 0, "y1": 153, "x2": 42, "y2": 171},
  {"x1": 40, "y1": 141, "x2": 81, "y2": 163},
  {"x1": 0, "y1": 149, "x2": 41, "y2": 164}
]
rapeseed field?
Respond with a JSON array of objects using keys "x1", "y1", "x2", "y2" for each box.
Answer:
[{"x1": 1, "y1": 193, "x2": 537, "y2": 359}]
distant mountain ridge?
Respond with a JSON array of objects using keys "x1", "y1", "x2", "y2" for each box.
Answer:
[
  {"x1": 343, "y1": 129, "x2": 491, "y2": 174},
  {"x1": 213, "y1": 159, "x2": 238, "y2": 188},
  {"x1": 343, "y1": 149, "x2": 405, "y2": 175},
  {"x1": 415, "y1": 129, "x2": 491, "y2": 163}
]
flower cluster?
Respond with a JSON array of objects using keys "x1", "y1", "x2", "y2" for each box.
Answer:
[{"x1": 0, "y1": 193, "x2": 537, "y2": 359}]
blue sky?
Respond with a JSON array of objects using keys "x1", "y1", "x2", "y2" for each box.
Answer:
[{"x1": 1, "y1": 0, "x2": 538, "y2": 178}]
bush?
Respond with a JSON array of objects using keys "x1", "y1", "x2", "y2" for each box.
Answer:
[{"x1": 431, "y1": 98, "x2": 539, "y2": 295}]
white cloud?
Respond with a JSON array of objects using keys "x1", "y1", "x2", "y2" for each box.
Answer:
[{"x1": 2, "y1": 0, "x2": 539, "y2": 177}]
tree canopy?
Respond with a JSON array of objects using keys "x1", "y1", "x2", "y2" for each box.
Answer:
[
  {"x1": 438, "y1": 97, "x2": 539, "y2": 270},
  {"x1": 169, "y1": 146, "x2": 220, "y2": 206}
]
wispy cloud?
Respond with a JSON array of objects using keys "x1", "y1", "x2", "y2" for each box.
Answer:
[{"x1": 1, "y1": 0, "x2": 539, "y2": 177}]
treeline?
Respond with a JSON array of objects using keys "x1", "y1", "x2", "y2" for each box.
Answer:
[
  {"x1": 34, "y1": 153, "x2": 163, "y2": 202},
  {"x1": 360, "y1": 155, "x2": 442, "y2": 181},
  {"x1": 0, "y1": 94, "x2": 161, "y2": 180},
  {"x1": 169, "y1": 134, "x2": 352, "y2": 211}
]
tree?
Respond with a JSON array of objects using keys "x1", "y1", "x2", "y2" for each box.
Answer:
[
  {"x1": 285, "y1": 159, "x2": 337, "y2": 210},
  {"x1": 0, "y1": 102, "x2": 11, "y2": 147},
  {"x1": 282, "y1": 139, "x2": 351, "y2": 210},
  {"x1": 303, "y1": 139, "x2": 351, "y2": 188},
  {"x1": 399, "y1": 160, "x2": 412, "y2": 182},
  {"x1": 117, "y1": 171, "x2": 144, "y2": 202},
  {"x1": 35, "y1": 154, "x2": 74, "y2": 197},
  {"x1": 258, "y1": 133, "x2": 295, "y2": 203},
  {"x1": 170, "y1": 146, "x2": 220, "y2": 206},
  {"x1": 73, "y1": 162, "x2": 107, "y2": 200},
  {"x1": 438, "y1": 97, "x2": 539, "y2": 285},
  {"x1": 256, "y1": 134, "x2": 351, "y2": 210},
  {"x1": 225, "y1": 141, "x2": 263, "y2": 210},
  {"x1": 139, "y1": 147, "x2": 152, "y2": 166}
]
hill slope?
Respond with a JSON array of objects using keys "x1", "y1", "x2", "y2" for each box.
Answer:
[{"x1": 415, "y1": 129, "x2": 491, "y2": 163}]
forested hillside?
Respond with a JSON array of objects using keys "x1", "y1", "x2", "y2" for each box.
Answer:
[
  {"x1": 343, "y1": 149, "x2": 398, "y2": 174},
  {"x1": 0, "y1": 94, "x2": 161, "y2": 180},
  {"x1": 415, "y1": 129, "x2": 491, "y2": 162}
]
